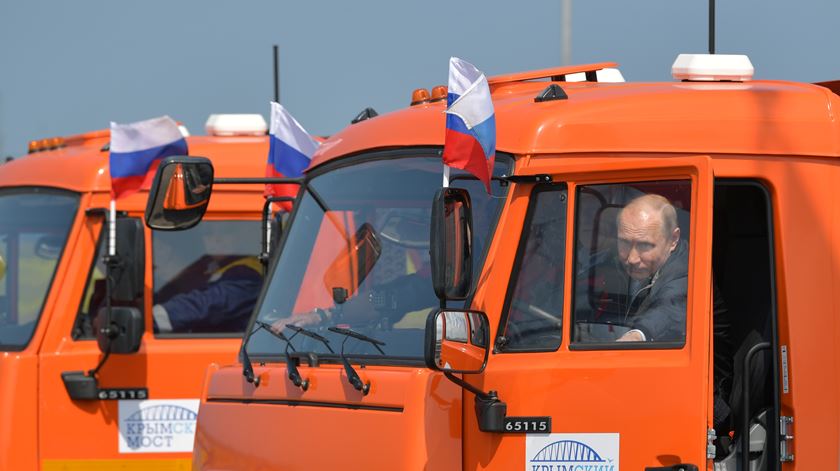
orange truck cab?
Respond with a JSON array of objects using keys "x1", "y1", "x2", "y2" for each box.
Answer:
[
  {"x1": 0, "y1": 115, "x2": 273, "y2": 470},
  {"x1": 171, "y1": 55, "x2": 836, "y2": 470}
]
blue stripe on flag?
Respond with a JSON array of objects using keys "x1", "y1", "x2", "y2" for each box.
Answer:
[
  {"x1": 471, "y1": 115, "x2": 496, "y2": 158},
  {"x1": 269, "y1": 135, "x2": 311, "y2": 177},
  {"x1": 446, "y1": 112, "x2": 495, "y2": 159},
  {"x1": 446, "y1": 113, "x2": 472, "y2": 136},
  {"x1": 447, "y1": 92, "x2": 461, "y2": 107},
  {"x1": 109, "y1": 139, "x2": 188, "y2": 178}
]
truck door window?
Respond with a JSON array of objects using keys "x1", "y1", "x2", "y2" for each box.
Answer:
[
  {"x1": 498, "y1": 185, "x2": 567, "y2": 352},
  {"x1": 152, "y1": 220, "x2": 261, "y2": 335},
  {"x1": 73, "y1": 221, "x2": 144, "y2": 340},
  {"x1": 572, "y1": 180, "x2": 691, "y2": 347}
]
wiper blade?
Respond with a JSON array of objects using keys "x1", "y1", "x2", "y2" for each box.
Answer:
[
  {"x1": 327, "y1": 326, "x2": 386, "y2": 355},
  {"x1": 254, "y1": 320, "x2": 293, "y2": 345},
  {"x1": 285, "y1": 324, "x2": 335, "y2": 353},
  {"x1": 254, "y1": 320, "x2": 310, "y2": 391}
]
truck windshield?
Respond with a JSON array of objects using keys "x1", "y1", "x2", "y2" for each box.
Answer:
[
  {"x1": 246, "y1": 151, "x2": 511, "y2": 361},
  {"x1": 0, "y1": 188, "x2": 79, "y2": 351}
]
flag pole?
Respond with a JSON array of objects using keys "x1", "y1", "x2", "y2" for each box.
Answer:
[
  {"x1": 442, "y1": 164, "x2": 451, "y2": 188},
  {"x1": 109, "y1": 199, "x2": 116, "y2": 257}
]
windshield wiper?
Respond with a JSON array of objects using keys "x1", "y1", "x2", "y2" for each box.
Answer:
[
  {"x1": 285, "y1": 324, "x2": 335, "y2": 353},
  {"x1": 240, "y1": 322, "x2": 266, "y2": 387},
  {"x1": 326, "y1": 326, "x2": 387, "y2": 395},
  {"x1": 327, "y1": 326, "x2": 386, "y2": 354},
  {"x1": 254, "y1": 320, "x2": 309, "y2": 391}
]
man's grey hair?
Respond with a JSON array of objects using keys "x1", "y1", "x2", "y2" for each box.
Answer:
[{"x1": 619, "y1": 194, "x2": 678, "y2": 237}]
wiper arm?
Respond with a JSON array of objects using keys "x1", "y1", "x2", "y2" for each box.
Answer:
[
  {"x1": 285, "y1": 324, "x2": 335, "y2": 353},
  {"x1": 326, "y1": 327, "x2": 388, "y2": 396},
  {"x1": 327, "y1": 326, "x2": 386, "y2": 355},
  {"x1": 240, "y1": 322, "x2": 265, "y2": 387},
  {"x1": 255, "y1": 321, "x2": 309, "y2": 391}
]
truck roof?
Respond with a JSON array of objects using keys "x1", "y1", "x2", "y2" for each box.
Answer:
[
  {"x1": 311, "y1": 71, "x2": 840, "y2": 168},
  {"x1": 0, "y1": 134, "x2": 269, "y2": 193}
]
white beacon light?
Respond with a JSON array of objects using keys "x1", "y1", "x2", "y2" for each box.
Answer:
[
  {"x1": 671, "y1": 54, "x2": 754, "y2": 82},
  {"x1": 565, "y1": 68, "x2": 626, "y2": 83},
  {"x1": 205, "y1": 114, "x2": 268, "y2": 136}
]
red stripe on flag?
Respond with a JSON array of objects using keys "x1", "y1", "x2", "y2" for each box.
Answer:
[
  {"x1": 110, "y1": 160, "x2": 163, "y2": 199},
  {"x1": 443, "y1": 128, "x2": 493, "y2": 192},
  {"x1": 264, "y1": 164, "x2": 297, "y2": 212}
]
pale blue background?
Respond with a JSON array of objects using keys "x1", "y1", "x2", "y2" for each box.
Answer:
[{"x1": 2, "y1": 0, "x2": 838, "y2": 157}]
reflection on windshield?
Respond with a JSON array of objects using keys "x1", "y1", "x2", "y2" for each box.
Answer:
[
  {"x1": 247, "y1": 153, "x2": 511, "y2": 360},
  {"x1": 0, "y1": 189, "x2": 79, "y2": 350}
]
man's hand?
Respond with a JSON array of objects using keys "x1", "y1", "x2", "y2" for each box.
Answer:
[
  {"x1": 270, "y1": 311, "x2": 321, "y2": 334},
  {"x1": 617, "y1": 330, "x2": 645, "y2": 342}
]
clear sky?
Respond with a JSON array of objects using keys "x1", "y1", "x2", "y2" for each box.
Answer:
[{"x1": 2, "y1": 0, "x2": 839, "y2": 157}]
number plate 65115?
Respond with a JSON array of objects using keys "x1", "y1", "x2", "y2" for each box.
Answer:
[{"x1": 503, "y1": 416, "x2": 551, "y2": 433}]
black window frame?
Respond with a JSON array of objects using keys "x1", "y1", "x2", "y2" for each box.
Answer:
[
  {"x1": 495, "y1": 182, "x2": 568, "y2": 353},
  {"x1": 568, "y1": 179, "x2": 692, "y2": 351},
  {"x1": 151, "y1": 219, "x2": 263, "y2": 339}
]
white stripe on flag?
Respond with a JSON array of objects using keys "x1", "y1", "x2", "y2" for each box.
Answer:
[
  {"x1": 448, "y1": 57, "x2": 484, "y2": 96},
  {"x1": 270, "y1": 102, "x2": 319, "y2": 156},
  {"x1": 446, "y1": 74, "x2": 494, "y2": 129},
  {"x1": 110, "y1": 116, "x2": 184, "y2": 153}
]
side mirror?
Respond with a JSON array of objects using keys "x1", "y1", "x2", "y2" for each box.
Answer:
[
  {"x1": 145, "y1": 156, "x2": 214, "y2": 230},
  {"x1": 424, "y1": 309, "x2": 489, "y2": 374},
  {"x1": 430, "y1": 188, "x2": 473, "y2": 301},
  {"x1": 95, "y1": 306, "x2": 144, "y2": 354},
  {"x1": 110, "y1": 218, "x2": 145, "y2": 303}
]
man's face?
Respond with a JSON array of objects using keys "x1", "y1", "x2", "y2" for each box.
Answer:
[{"x1": 617, "y1": 206, "x2": 679, "y2": 280}]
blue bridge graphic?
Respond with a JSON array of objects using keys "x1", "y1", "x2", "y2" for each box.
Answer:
[
  {"x1": 126, "y1": 405, "x2": 197, "y2": 422},
  {"x1": 531, "y1": 440, "x2": 605, "y2": 463}
]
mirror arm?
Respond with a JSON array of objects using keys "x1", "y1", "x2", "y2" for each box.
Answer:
[{"x1": 443, "y1": 371, "x2": 491, "y2": 399}]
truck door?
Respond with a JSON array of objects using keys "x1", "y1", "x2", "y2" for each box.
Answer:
[
  {"x1": 38, "y1": 214, "x2": 260, "y2": 467},
  {"x1": 468, "y1": 158, "x2": 714, "y2": 470}
]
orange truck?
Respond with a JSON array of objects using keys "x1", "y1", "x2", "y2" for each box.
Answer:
[
  {"x1": 0, "y1": 115, "x2": 274, "y2": 470},
  {"x1": 148, "y1": 55, "x2": 839, "y2": 470}
]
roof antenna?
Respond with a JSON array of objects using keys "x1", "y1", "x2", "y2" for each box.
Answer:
[
  {"x1": 709, "y1": 0, "x2": 715, "y2": 54},
  {"x1": 273, "y1": 45, "x2": 280, "y2": 103}
]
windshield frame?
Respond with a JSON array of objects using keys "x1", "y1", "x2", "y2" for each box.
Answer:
[
  {"x1": 0, "y1": 186, "x2": 81, "y2": 352},
  {"x1": 245, "y1": 147, "x2": 514, "y2": 366}
]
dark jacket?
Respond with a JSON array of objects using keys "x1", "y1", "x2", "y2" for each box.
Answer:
[
  {"x1": 162, "y1": 257, "x2": 263, "y2": 333},
  {"x1": 626, "y1": 239, "x2": 689, "y2": 342}
]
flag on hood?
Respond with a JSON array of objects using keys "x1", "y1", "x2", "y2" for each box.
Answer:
[
  {"x1": 109, "y1": 116, "x2": 188, "y2": 199},
  {"x1": 443, "y1": 57, "x2": 496, "y2": 192},
  {"x1": 265, "y1": 102, "x2": 318, "y2": 209}
]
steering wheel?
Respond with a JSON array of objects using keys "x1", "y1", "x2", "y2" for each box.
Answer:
[{"x1": 504, "y1": 300, "x2": 563, "y2": 346}]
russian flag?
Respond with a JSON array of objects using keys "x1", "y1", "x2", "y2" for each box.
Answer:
[
  {"x1": 443, "y1": 57, "x2": 496, "y2": 192},
  {"x1": 109, "y1": 116, "x2": 188, "y2": 200},
  {"x1": 265, "y1": 102, "x2": 319, "y2": 210}
]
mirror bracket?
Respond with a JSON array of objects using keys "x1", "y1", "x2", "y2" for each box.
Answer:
[
  {"x1": 444, "y1": 372, "x2": 507, "y2": 433},
  {"x1": 61, "y1": 371, "x2": 99, "y2": 401}
]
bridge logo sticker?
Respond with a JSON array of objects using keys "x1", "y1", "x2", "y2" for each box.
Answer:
[
  {"x1": 525, "y1": 433, "x2": 619, "y2": 471},
  {"x1": 118, "y1": 399, "x2": 200, "y2": 453}
]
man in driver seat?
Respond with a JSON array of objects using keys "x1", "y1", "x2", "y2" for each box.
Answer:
[{"x1": 612, "y1": 194, "x2": 688, "y2": 342}]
